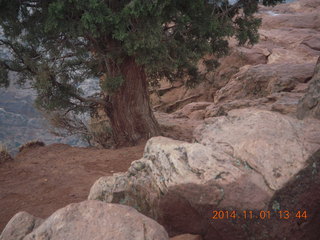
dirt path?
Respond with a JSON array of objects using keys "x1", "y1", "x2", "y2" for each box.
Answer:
[{"x1": 0, "y1": 143, "x2": 145, "y2": 232}]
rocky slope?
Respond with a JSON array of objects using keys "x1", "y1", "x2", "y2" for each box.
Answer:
[
  {"x1": 155, "y1": 0, "x2": 320, "y2": 143},
  {"x1": 89, "y1": 109, "x2": 320, "y2": 239},
  {"x1": 87, "y1": 0, "x2": 320, "y2": 239}
]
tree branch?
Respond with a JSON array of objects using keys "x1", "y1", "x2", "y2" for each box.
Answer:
[
  {"x1": 47, "y1": 75, "x2": 107, "y2": 107},
  {"x1": 0, "y1": 39, "x2": 36, "y2": 74}
]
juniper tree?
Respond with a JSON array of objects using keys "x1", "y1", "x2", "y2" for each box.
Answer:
[{"x1": 0, "y1": 0, "x2": 283, "y2": 147}]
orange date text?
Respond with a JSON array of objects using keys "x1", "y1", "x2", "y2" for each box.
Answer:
[{"x1": 211, "y1": 210, "x2": 308, "y2": 220}]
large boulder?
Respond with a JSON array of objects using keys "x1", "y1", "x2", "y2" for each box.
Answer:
[
  {"x1": 0, "y1": 212, "x2": 43, "y2": 240},
  {"x1": 22, "y1": 200, "x2": 169, "y2": 240},
  {"x1": 206, "y1": 47, "x2": 269, "y2": 90},
  {"x1": 203, "y1": 91, "x2": 306, "y2": 118},
  {"x1": 214, "y1": 63, "x2": 315, "y2": 104},
  {"x1": 171, "y1": 89, "x2": 306, "y2": 120},
  {"x1": 258, "y1": 28, "x2": 320, "y2": 64},
  {"x1": 256, "y1": 148, "x2": 320, "y2": 240},
  {"x1": 297, "y1": 57, "x2": 320, "y2": 119},
  {"x1": 266, "y1": 46, "x2": 317, "y2": 64},
  {"x1": 89, "y1": 109, "x2": 320, "y2": 239}
]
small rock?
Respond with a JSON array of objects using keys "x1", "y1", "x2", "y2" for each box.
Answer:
[
  {"x1": 0, "y1": 212, "x2": 43, "y2": 240},
  {"x1": 170, "y1": 234, "x2": 202, "y2": 240}
]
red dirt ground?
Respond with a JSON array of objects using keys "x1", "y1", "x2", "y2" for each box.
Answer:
[{"x1": 0, "y1": 143, "x2": 145, "y2": 232}]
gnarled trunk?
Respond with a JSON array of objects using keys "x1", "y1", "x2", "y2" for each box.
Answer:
[{"x1": 105, "y1": 56, "x2": 160, "y2": 147}]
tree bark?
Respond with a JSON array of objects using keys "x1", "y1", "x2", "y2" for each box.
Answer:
[{"x1": 105, "y1": 56, "x2": 161, "y2": 147}]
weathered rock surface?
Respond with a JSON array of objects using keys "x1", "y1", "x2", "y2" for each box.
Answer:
[
  {"x1": 256, "y1": 148, "x2": 320, "y2": 240},
  {"x1": 175, "y1": 57, "x2": 316, "y2": 120},
  {"x1": 262, "y1": 11, "x2": 320, "y2": 31},
  {"x1": 258, "y1": 27, "x2": 320, "y2": 64},
  {"x1": 0, "y1": 212, "x2": 43, "y2": 240},
  {"x1": 203, "y1": 91, "x2": 305, "y2": 118},
  {"x1": 259, "y1": 0, "x2": 320, "y2": 67},
  {"x1": 297, "y1": 57, "x2": 320, "y2": 119},
  {"x1": 214, "y1": 63, "x2": 315, "y2": 104},
  {"x1": 89, "y1": 109, "x2": 320, "y2": 239},
  {"x1": 206, "y1": 47, "x2": 270, "y2": 90},
  {"x1": 150, "y1": 80, "x2": 214, "y2": 113},
  {"x1": 156, "y1": 111, "x2": 203, "y2": 142},
  {"x1": 195, "y1": 109, "x2": 320, "y2": 190},
  {"x1": 22, "y1": 200, "x2": 169, "y2": 240},
  {"x1": 170, "y1": 234, "x2": 202, "y2": 240}
]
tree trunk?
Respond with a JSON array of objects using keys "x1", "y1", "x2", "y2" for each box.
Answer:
[{"x1": 105, "y1": 56, "x2": 161, "y2": 147}]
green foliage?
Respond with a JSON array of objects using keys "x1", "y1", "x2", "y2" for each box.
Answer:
[
  {"x1": 18, "y1": 140, "x2": 45, "y2": 153},
  {"x1": 88, "y1": 118, "x2": 114, "y2": 148},
  {"x1": 235, "y1": 16, "x2": 262, "y2": 45},
  {"x1": 204, "y1": 59, "x2": 220, "y2": 72},
  {"x1": 0, "y1": 0, "x2": 284, "y2": 135},
  {"x1": 101, "y1": 75, "x2": 124, "y2": 94},
  {"x1": 0, "y1": 142, "x2": 13, "y2": 164}
]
